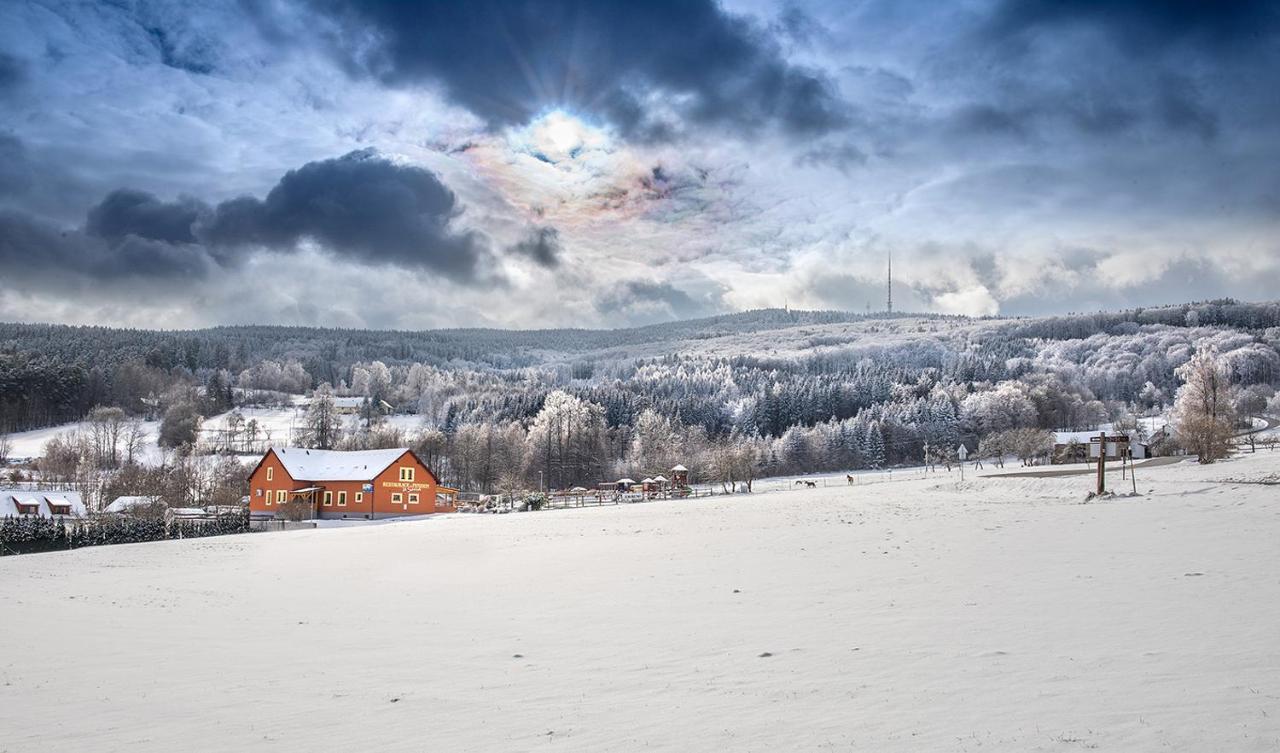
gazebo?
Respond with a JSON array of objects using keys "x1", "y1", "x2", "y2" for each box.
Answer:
[{"x1": 670, "y1": 464, "x2": 689, "y2": 486}]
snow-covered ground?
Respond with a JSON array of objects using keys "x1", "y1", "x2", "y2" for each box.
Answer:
[{"x1": 2, "y1": 451, "x2": 1280, "y2": 751}]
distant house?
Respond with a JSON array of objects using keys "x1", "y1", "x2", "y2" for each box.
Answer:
[
  {"x1": 247, "y1": 447, "x2": 456, "y2": 520},
  {"x1": 329, "y1": 396, "x2": 393, "y2": 416},
  {"x1": 1052, "y1": 431, "x2": 1149, "y2": 464},
  {"x1": 1, "y1": 491, "x2": 87, "y2": 519}
]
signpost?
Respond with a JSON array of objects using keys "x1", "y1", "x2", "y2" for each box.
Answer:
[{"x1": 1089, "y1": 434, "x2": 1131, "y2": 496}]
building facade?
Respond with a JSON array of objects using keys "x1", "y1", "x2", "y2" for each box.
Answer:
[{"x1": 247, "y1": 447, "x2": 456, "y2": 520}]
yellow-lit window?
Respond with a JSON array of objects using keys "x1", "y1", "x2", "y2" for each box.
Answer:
[
  {"x1": 266, "y1": 467, "x2": 274, "y2": 481},
  {"x1": 337, "y1": 491, "x2": 347, "y2": 507},
  {"x1": 276, "y1": 490, "x2": 286, "y2": 503},
  {"x1": 323, "y1": 491, "x2": 333, "y2": 506},
  {"x1": 408, "y1": 493, "x2": 419, "y2": 505},
  {"x1": 391, "y1": 493, "x2": 403, "y2": 504},
  {"x1": 399, "y1": 467, "x2": 415, "y2": 482}
]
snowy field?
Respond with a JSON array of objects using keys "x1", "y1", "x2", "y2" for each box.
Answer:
[{"x1": 3, "y1": 452, "x2": 1280, "y2": 751}]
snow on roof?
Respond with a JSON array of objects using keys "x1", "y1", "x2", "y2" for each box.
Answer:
[
  {"x1": 0, "y1": 490, "x2": 86, "y2": 518},
  {"x1": 331, "y1": 396, "x2": 364, "y2": 408},
  {"x1": 617, "y1": 478, "x2": 637, "y2": 484},
  {"x1": 670, "y1": 464, "x2": 688, "y2": 472},
  {"x1": 653, "y1": 475, "x2": 668, "y2": 482},
  {"x1": 106, "y1": 496, "x2": 162, "y2": 513},
  {"x1": 641, "y1": 478, "x2": 654, "y2": 484},
  {"x1": 1053, "y1": 430, "x2": 1149, "y2": 445},
  {"x1": 271, "y1": 447, "x2": 410, "y2": 482}
]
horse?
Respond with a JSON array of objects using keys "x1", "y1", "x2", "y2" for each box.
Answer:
[
  {"x1": 846, "y1": 474, "x2": 855, "y2": 485},
  {"x1": 794, "y1": 480, "x2": 818, "y2": 488}
]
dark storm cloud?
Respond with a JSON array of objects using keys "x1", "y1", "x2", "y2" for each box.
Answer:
[
  {"x1": 0, "y1": 133, "x2": 33, "y2": 196},
  {"x1": 86, "y1": 189, "x2": 207, "y2": 245},
  {"x1": 986, "y1": 0, "x2": 1280, "y2": 53},
  {"x1": 0, "y1": 210, "x2": 215, "y2": 282},
  {"x1": 595, "y1": 280, "x2": 723, "y2": 324},
  {"x1": 507, "y1": 226, "x2": 561, "y2": 268},
  {"x1": 198, "y1": 149, "x2": 490, "y2": 281},
  {"x1": 303, "y1": 0, "x2": 850, "y2": 140},
  {"x1": 143, "y1": 24, "x2": 217, "y2": 75},
  {"x1": 0, "y1": 148, "x2": 539, "y2": 287},
  {"x1": 0, "y1": 52, "x2": 26, "y2": 93},
  {"x1": 796, "y1": 141, "x2": 867, "y2": 173}
]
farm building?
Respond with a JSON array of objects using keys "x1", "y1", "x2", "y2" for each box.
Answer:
[
  {"x1": 328, "y1": 396, "x2": 393, "y2": 416},
  {"x1": 247, "y1": 447, "x2": 456, "y2": 520},
  {"x1": 0, "y1": 491, "x2": 87, "y2": 519}
]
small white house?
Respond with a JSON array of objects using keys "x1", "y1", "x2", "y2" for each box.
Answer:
[
  {"x1": 0, "y1": 491, "x2": 87, "y2": 519},
  {"x1": 1052, "y1": 431, "x2": 1149, "y2": 463}
]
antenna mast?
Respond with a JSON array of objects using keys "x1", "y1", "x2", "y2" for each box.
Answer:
[{"x1": 886, "y1": 250, "x2": 893, "y2": 314}]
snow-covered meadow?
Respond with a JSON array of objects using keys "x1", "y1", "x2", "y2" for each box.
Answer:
[{"x1": 2, "y1": 451, "x2": 1279, "y2": 751}]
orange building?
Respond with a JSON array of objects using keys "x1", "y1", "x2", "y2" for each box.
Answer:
[{"x1": 247, "y1": 447, "x2": 456, "y2": 520}]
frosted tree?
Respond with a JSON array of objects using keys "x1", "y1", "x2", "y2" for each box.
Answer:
[
  {"x1": 627, "y1": 408, "x2": 681, "y2": 474},
  {"x1": 302, "y1": 385, "x2": 342, "y2": 450},
  {"x1": 525, "y1": 391, "x2": 607, "y2": 489},
  {"x1": 1172, "y1": 350, "x2": 1236, "y2": 463},
  {"x1": 863, "y1": 421, "x2": 886, "y2": 469}
]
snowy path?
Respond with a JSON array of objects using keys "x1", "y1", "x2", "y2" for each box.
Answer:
[{"x1": 2, "y1": 453, "x2": 1280, "y2": 751}]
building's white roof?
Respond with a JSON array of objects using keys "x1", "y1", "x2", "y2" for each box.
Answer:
[
  {"x1": 670, "y1": 464, "x2": 688, "y2": 472},
  {"x1": 105, "y1": 495, "x2": 162, "y2": 513},
  {"x1": 617, "y1": 478, "x2": 637, "y2": 485},
  {"x1": 0, "y1": 490, "x2": 86, "y2": 518},
  {"x1": 271, "y1": 447, "x2": 410, "y2": 482},
  {"x1": 331, "y1": 396, "x2": 365, "y2": 408},
  {"x1": 653, "y1": 475, "x2": 668, "y2": 482},
  {"x1": 1053, "y1": 430, "x2": 1149, "y2": 445}
]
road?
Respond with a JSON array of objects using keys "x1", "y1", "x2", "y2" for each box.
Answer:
[{"x1": 984, "y1": 455, "x2": 1185, "y2": 479}]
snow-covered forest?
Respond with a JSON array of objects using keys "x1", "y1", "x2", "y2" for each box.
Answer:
[{"x1": 2, "y1": 299, "x2": 1279, "y2": 494}]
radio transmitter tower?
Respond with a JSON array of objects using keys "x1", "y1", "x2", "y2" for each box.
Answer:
[{"x1": 886, "y1": 250, "x2": 893, "y2": 314}]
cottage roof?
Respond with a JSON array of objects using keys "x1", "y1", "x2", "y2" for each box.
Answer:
[
  {"x1": 271, "y1": 447, "x2": 411, "y2": 482},
  {"x1": 106, "y1": 495, "x2": 162, "y2": 513},
  {"x1": 0, "y1": 490, "x2": 86, "y2": 518},
  {"x1": 670, "y1": 464, "x2": 688, "y2": 472}
]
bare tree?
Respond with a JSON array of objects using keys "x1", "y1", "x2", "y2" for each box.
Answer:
[{"x1": 0, "y1": 428, "x2": 12, "y2": 466}]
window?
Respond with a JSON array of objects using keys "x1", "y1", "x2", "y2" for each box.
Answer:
[
  {"x1": 266, "y1": 467, "x2": 274, "y2": 481},
  {"x1": 391, "y1": 493, "x2": 403, "y2": 504},
  {"x1": 276, "y1": 490, "x2": 286, "y2": 503},
  {"x1": 337, "y1": 491, "x2": 347, "y2": 507},
  {"x1": 256, "y1": 488, "x2": 263, "y2": 497},
  {"x1": 264, "y1": 492, "x2": 271, "y2": 506},
  {"x1": 323, "y1": 491, "x2": 333, "y2": 507},
  {"x1": 408, "y1": 493, "x2": 419, "y2": 505},
  {"x1": 399, "y1": 467, "x2": 415, "y2": 482},
  {"x1": 355, "y1": 492, "x2": 363, "y2": 504}
]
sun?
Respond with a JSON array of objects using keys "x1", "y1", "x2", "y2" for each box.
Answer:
[
  {"x1": 544, "y1": 112, "x2": 582, "y2": 154},
  {"x1": 516, "y1": 110, "x2": 608, "y2": 163}
]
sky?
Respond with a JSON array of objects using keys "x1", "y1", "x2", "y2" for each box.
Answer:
[{"x1": 1, "y1": 0, "x2": 1278, "y2": 331}]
